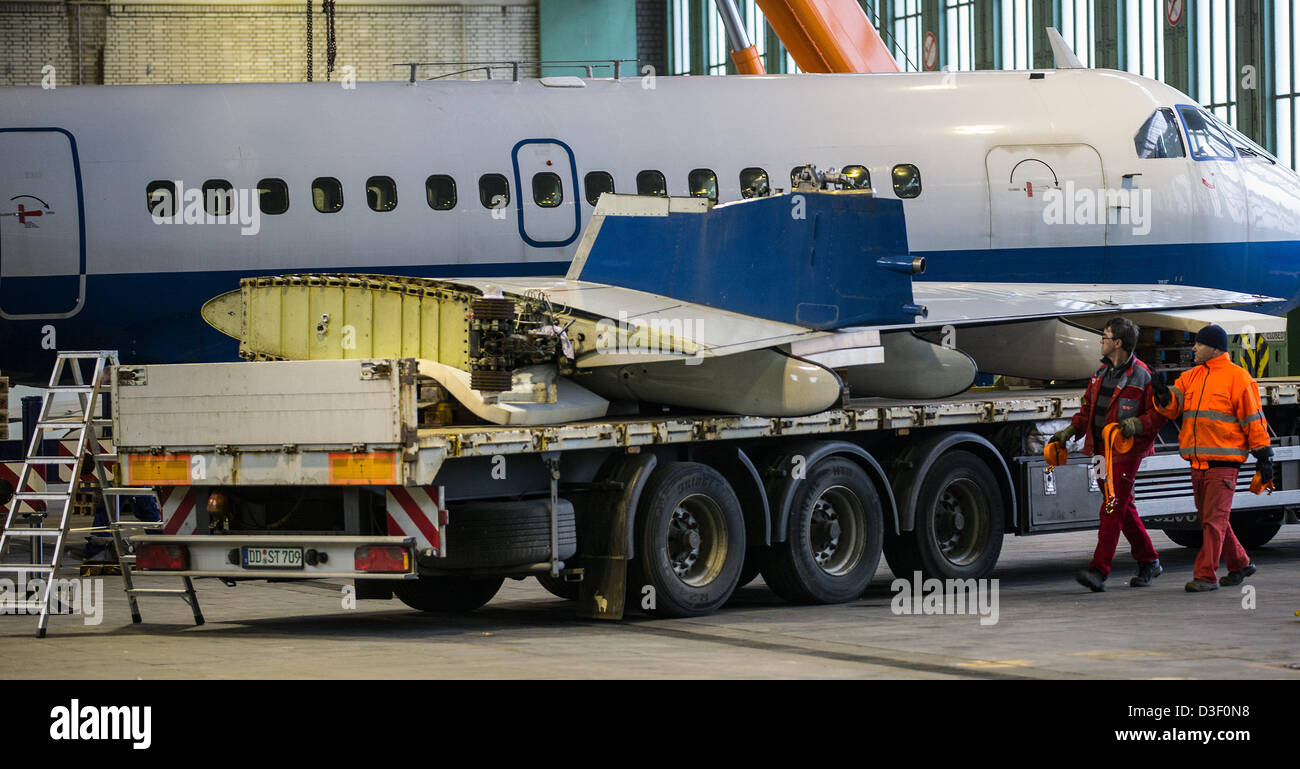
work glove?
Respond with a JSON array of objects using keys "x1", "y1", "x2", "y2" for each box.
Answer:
[
  {"x1": 1051, "y1": 424, "x2": 1076, "y2": 446},
  {"x1": 1119, "y1": 417, "x2": 1143, "y2": 438},
  {"x1": 1090, "y1": 454, "x2": 1106, "y2": 481},
  {"x1": 1252, "y1": 447, "x2": 1274, "y2": 485},
  {"x1": 1152, "y1": 378, "x2": 1172, "y2": 408}
]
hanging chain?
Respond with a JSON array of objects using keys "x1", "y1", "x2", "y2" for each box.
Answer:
[
  {"x1": 305, "y1": 0, "x2": 313, "y2": 82},
  {"x1": 323, "y1": 0, "x2": 337, "y2": 82}
]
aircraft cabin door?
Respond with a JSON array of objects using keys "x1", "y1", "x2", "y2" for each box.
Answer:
[
  {"x1": 986, "y1": 144, "x2": 1106, "y2": 276},
  {"x1": 511, "y1": 139, "x2": 581, "y2": 248},
  {"x1": 0, "y1": 128, "x2": 85, "y2": 318}
]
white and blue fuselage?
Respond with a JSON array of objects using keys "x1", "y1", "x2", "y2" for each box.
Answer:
[{"x1": 1, "y1": 68, "x2": 1298, "y2": 377}]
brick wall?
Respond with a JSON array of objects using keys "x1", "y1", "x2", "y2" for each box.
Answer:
[
  {"x1": 0, "y1": 2, "x2": 539, "y2": 87},
  {"x1": 635, "y1": 0, "x2": 665, "y2": 77}
]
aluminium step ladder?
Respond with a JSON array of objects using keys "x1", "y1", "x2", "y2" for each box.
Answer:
[{"x1": 0, "y1": 351, "x2": 203, "y2": 637}]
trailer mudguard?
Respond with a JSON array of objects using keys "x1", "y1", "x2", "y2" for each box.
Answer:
[{"x1": 763, "y1": 441, "x2": 899, "y2": 540}]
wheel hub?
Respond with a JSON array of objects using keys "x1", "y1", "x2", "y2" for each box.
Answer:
[
  {"x1": 808, "y1": 487, "x2": 866, "y2": 575},
  {"x1": 933, "y1": 478, "x2": 989, "y2": 566},
  {"x1": 668, "y1": 507, "x2": 702, "y2": 578}
]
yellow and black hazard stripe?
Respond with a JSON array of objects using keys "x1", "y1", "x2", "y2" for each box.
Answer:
[{"x1": 1237, "y1": 333, "x2": 1270, "y2": 378}]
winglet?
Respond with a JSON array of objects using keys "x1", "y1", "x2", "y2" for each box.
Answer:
[{"x1": 1046, "y1": 27, "x2": 1084, "y2": 69}]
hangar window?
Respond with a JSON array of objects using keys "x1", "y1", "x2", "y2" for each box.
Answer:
[
  {"x1": 584, "y1": 171, "x2": 614, "y2": 205},
  {"x1": 1134, "y1": 109, "x2": 1185, "y2": 159},
  {"x1": 739, "y1": 167, "x2": 770, "y2": 198},
  {"x1": 312, "y1": 177, "x2": 344, "y2": 213},
  {"x1": 636, "y1": 170, "x2": 667, "y2": 197},
  {"x1": 426, "y1": 175, "x2": 456, "y2": 210},
  {"x1": 891, "y1": 164, "x2": 922, "y2": 198},
  {"x1": 688, "y1": 168, "x2": 718, "y2": 202},
  {"x1": 841, "y1": 165, "x2": 871, "y2": 190},
  {"x1": 257, "y1": 178, "x2": 289, "y2": 215},
  {"x1": 479, "y1": 174, "x2": 510, "y2": 209},
  {"x1": 202, "y1": 179, "x2": 234, "y2": 216},
  {"x1": 1177, "y1": 106, "x2": 1236, "y2": 161},
  {"x1": 146, "y1": 180, "x2": 178, "y2": 217},
  {"x1": 366, "y1": 176, "x2": 398, "y2": 212},
  {"x1": 532, "y1": 172, "x2": 563, "y2": 208}
]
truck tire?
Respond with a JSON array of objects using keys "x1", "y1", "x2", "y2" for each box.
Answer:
[
  {"x1": 439, "y1": 498, "x2": 577, "y2": 569},
  {"x1": 628, "y1": 462, "x2": 746, "y2": 617},
  {"x1": 393, "y1": 576, "x2": 504, "y2": 612},
  {"x1": 761, "y1": 458, "x2": 884, "y2": 604},
  {"x1": 1162, "y1": 528, "x2": 1203, "y2": 549},
  {"x1": 535, "y1": 572, "x2": 580, "y2": 600},
  {"x1": 1162, "y1": 513, "x2": 1281, "y2": 550},
  {"x1": 892, "y1": 450, "x2": 1004, "y2": 580}
]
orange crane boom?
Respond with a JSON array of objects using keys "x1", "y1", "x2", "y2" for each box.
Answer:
[{"x1": 755, "y1": 0, "x2": 900, "y2": 73}]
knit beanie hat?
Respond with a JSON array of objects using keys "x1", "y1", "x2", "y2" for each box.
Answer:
[{"x1": 1195, "y1": 324, "x2": 1229, "y2": 352}]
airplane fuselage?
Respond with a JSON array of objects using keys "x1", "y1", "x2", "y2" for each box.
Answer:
[{"x1": 2, "y1": 69, "x2": 1299, "y2": 378}]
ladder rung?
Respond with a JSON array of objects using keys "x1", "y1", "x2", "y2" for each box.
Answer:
[
  {"x1": 36, "y1": 418, "x2": 112, "y2": 429},
  {"x1": 2, "y1": 529, "x2": 64, "y2": 537},
  {"x1": 126, "y1": 588, "x2": 192, "y2": 595},
  {"x1": 0, "y1": 564, "x2": 55, "y2": 573},
  {"x1": 13, "y1": 492, "x2": 72, "y2": 501},
  {"x1": 47, "y1": 385, "x2": 96, "y2": 393},
  {"x1": 22, "y1": 457, "x2": 79, "y2": 465}
]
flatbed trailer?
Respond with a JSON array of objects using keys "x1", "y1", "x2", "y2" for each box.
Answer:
[{"x1": 106, "y1": 358, "x2": 1300, "y2": 618}]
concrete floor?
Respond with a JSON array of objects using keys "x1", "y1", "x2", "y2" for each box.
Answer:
[{"x1": 2, "y1": 525, "x2": 1298, "y2": 679}]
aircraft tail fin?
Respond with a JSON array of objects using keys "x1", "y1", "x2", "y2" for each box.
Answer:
[{"x1": 1046, "y1": 27, "x2": 1085, "y2": 68}]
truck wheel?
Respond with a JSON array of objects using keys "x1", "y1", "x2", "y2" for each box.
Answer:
[
  {"x1": 393, "y1": 576, "x2": 504, "y2": 612},
  {"x1": 762, "y1": 458, "x2": 884, "y2": 604},
  {"x1": 904, "y1": 450, "x2": 1004, "y2": 580},
  {"x1": 1232, "y1": 510, "x2": 1282, "y2": 549},
  {"x1": 535, "y1": 572, "x2": 580, "y2": 600},
  {"x1": 1162, "y1": 529, "x2": 1203, "y2": 549},
  {"x1": 628, "y1": 462, "x2": 745, "y2": 618}
]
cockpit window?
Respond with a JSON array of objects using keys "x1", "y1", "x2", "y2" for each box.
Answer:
[
  {"x1": 1134, "y1": 108, "x2": 1185, "y2": 158},
  {"x1": 1177, "y1": 105, "x2": 1236, "y2": 161},
  {"x1": 1206, "y1": 111, "x2": 1278, "y2": 164}
]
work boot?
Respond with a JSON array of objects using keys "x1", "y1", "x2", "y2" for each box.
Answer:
[
  {"x1": 1076, "y1": 567, "x2": 1106, "y2": 592},
  {"x1": 1129, "y1": 559, "x2": 1164, "y2": 587},
  {"x1": 1184, "y1": 579, "x2": 1219, "y2": 592},
  {"x1": 1219, "y1": 562, "x2": 1257, "y2": 587}
]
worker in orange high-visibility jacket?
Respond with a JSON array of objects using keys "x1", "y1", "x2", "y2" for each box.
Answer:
[{"x1": 1153, "y1": 324, "x2": 1269, "y2": 592}]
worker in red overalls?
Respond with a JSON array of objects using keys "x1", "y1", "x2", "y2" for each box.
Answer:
[
  {"x1": 1052, "y1": 317, "x2": 1166, "y2": 592},
  {"x1": 1153, "y1": 324, "x2": 1268, "y2": 591}
]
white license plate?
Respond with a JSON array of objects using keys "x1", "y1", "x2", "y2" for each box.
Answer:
[{"x1": 242, "y1": 547, "x2": 304, "y2": 569}]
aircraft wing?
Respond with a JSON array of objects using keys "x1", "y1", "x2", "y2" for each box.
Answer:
[{"x1": 890, "y1": 282, "x2": 1280, "y2": 329}]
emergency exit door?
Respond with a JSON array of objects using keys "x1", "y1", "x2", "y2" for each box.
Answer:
[
  {"x1": 986, "y1": 144, "x2": 1106, "y2": 250},
  {"x1": 511, "y1": 139, "x2": 581, "y2": 248},
  {"x1": 0, "y1": 127, "x2": 85, "y2": 318}
]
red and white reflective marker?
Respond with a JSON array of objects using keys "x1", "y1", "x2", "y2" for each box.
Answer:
[
  {"x1": 923, "y1": 31, "x2": 938, "y2": 71},
  {"x1": 1166, "y1": 0, "x2": 1183, "y2": 27}
]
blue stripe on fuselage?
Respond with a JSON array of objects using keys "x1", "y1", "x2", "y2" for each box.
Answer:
[{"x1": 916, "y1": 239, "x2": 1300, "y2": 315}]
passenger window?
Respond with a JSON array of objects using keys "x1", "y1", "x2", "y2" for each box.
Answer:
[
  {"x1": 584, "y1": 171, "x2": 614, "y2": 205},
  {"x1": 366, "y1": 176, "x2": 398, "y2": 212},
  {"x1": 739, "y1": 167, "x2": 770, "y2": 198},
  {"x1": 636, "y1": 170, "x2": 667, "y2": 197},
  {"x1": 312, "y1": 177, "x2": 344, "y2": 213},
  {"x1": 841, "y1": 165, "x2": 871, "y2": 190},
  {"x1": 891, "y1": 164, "x2": 921, "y2": 198},
  {"x1": 257, "y1": 178, "x2": 289, "y2": 215},
  {"x1": 426, "y1": 175, "x2": 456, "y2": 210},
  {"x1": 688, "y1": 168, "x2": 718, "y2": 202},
  {"x1": 1134, "y1": 109, "x2": 1186, "y2": 159},
  {"x1": 532, "y1": 172, "x2": 563, "y2": 208},
  {"x1": 201, "y1": 179, "x2": 234, "y2": 216},
  {"x1": 1177, "y1": 106, "x2": 1236, "y2": 161},
  {"x1": 479, "y1": 174, "x2": 510, "y2": 209},
  {"x1": 146, "y1": 180, "x2": 178, "y2": 217}
]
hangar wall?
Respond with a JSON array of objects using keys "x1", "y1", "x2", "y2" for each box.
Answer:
[{"x1": 0, "y1": 0, "x2": 539, "y2": 86}]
